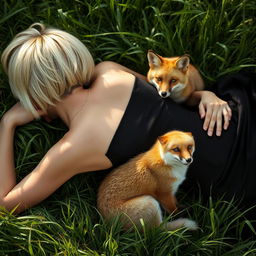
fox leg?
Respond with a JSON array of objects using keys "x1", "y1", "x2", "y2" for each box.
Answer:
[
  {"x1": 115, "y1": 195, "x2": 163, "y2": 229},
  {"x1": 157, "y1": 192, "x2": 177, "y2": 214},
  {"x1": 106, "y1": 195, "x2": 198, "y2": 231},
  {"x1": 156, "y1": 193, "x2": 198, "y2": 231}
]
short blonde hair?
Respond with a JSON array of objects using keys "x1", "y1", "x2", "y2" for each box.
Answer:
[{"x1": 1, "y1": 23, "x2": 95, "y2": 118}]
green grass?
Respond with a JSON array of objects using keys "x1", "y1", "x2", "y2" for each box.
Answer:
[{"x1": 0, "y1": 0, "x2": 256, "y2": 255}]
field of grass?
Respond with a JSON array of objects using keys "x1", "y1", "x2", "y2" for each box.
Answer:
[{"x1": 0, "y1": 0, "x2": 256, "y2": 255}]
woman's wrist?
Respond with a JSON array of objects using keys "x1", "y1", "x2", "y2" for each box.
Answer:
[
  {"x1": 186, "y1": 90, "x2": 205, "y2": 106},
  {"x1": 0, "y1": 115, "x2": 17, "y2": 131}
]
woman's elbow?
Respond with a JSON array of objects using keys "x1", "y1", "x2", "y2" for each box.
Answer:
[{"x1": 0, "y1": 197, "x2": 25, "y2": 215}]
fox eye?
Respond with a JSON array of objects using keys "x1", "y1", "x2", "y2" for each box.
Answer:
[
  {"x1": 188, "y1": 145, "x2": 192, "y2": 150},
  {"x1": 156, "y1": 77, "x2": 162, "y2": 82},
  {"x1": 170, "y1": 79, "x2": 177, "y2": 84},
  {"x1": 172, "y1": 147, "x2": 180, "y2": 152}
]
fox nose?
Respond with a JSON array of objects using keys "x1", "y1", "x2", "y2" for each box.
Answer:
[
  {"x1": 160, "y1": 91, "x2": 168, "y2": 98},
  {"x1": 186, "y1": 158, "x2": 192, "y2": 164}
]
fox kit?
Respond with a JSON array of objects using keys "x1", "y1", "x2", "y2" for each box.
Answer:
[
  {"x1": 147, "y1": 50, "x2": 204, "y2": 103},
  {"x1": 97, "y1": 130, "x2": 197, "y2": 231}
]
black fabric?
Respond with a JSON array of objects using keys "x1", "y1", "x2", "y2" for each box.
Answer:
[
  {"x1": 105, "y1": 72, "x2": 256, "y2": 209},
  {"x1": 211, "y1": 71, "x2": 256, "y2": 208}
]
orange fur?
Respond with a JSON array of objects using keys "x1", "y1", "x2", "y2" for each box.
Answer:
[
  {"x1": 97, "y1": 130, "x2": 198, "y2": 231},
  {"x1": 147, "y1": 50, "x2": 204, "y2": 102}
]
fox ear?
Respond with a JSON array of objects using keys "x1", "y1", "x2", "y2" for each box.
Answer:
[
  {"x1": 158, "y1": 135, "x2": 168, "y2": 145},
  {"x1": 176, "y1": 55, "x2": 190, "y2": 72},
  {"x1": 147, "y1": 50, "x2": 163, "y2": 68}
]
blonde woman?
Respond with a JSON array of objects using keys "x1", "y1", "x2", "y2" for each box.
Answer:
[{"x1": 0, "y1": 23, "x2": 255, "y2": 216}]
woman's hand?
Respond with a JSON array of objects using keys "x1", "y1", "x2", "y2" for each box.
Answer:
[
  {"x1": 1, "y1": 102, "x2": 44, "y2": 128},
  {"x1": 198, "y1": 91, "x2": 232, "y2": 136}
]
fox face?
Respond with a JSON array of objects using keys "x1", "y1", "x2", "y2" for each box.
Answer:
[
  {"x1": 147, "y1": 50, "x2": 190, "y2": 101},
  {"x1": 158, "y1": 131, "x2": 195, "y2": 167}
]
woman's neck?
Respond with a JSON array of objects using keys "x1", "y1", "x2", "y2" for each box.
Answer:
[{"x1": 47, "y1": 86, "x2": 90, "y2": 127}]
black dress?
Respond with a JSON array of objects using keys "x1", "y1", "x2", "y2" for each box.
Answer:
[{"x1": 105, "y1": 71, "x2": 256, "y2": 211}]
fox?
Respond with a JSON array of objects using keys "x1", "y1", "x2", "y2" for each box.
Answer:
[
  {"x1": 147, "y1": 50, "x2": 204, "y2": 103},
  {"x1": 97, "y1": 130, "x2": 198, "y2": 231}
]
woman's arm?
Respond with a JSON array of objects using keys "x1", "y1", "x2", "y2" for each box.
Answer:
[
  {"x1": 0, "y1": 103, "x2": 100, "y2": 214},
  {"x1": 0, "y1": 102, "x2": 39, "y2": 199},
  {"x1": 0, "y1": 120, "x2": 16, "y2": 199}
]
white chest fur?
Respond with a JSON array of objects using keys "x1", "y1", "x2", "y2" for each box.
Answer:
[
  {"x1": 171, "y1": 166, "x2": 188, "y2": 195},
  {"x1": 170, "y1": 83, "x2": 187, "y2": 102}
]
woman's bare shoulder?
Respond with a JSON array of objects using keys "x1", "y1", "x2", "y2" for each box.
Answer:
[
  {"x1": 93, "y1": 61, "x2": 147, "y2": 82},
  {"x1": 91, "y1": 62, "x2": 135, "y2": 95},
  {"x1": 94, "y1": 61, "x2": 132, "y2": 82},
  {"x1": 94, "y1": 61, "x2": 126, "y2": 74}
]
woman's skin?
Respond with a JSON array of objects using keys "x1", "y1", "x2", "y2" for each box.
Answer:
[{"x1": 0, "y1": 61, "x2": 231, "y2": 214}]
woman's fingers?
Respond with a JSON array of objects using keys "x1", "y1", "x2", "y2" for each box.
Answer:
[
  {"x1": 203, "y1": 103, "x2": 213, "y2": 131},
  {"x1": 198, "y1": 91, "x2": 232, "y2": 136},
  {"x1": 199, "y1": 102, "x2": 206, "y2": 119},
  {"x1": 203, "y1": 103, "x2": 232, "y2": 136},
  {"x1": 223, "y1": 107, "x2": 230, "y2": 130},
  {"x1": 227, "y1": 105, "x2": 232, "y2": 120},
  {"x1": 216, "y1": 107, "x2": 224, "y2": 136},
  {"x1": 206, "y1": 106, "x2": 218, "y2": 136}
]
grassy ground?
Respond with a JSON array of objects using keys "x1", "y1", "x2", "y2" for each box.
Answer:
[{"x1": 0, "y1": 0, "x2": 256, "y2": 255}]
